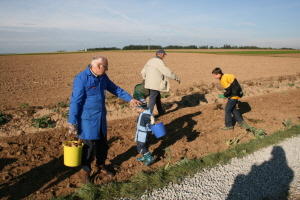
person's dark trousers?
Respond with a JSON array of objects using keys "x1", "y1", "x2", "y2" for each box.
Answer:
[
  {"x1": 149, "y1": 89, "x2": 164, "y2": 114},
  {"x1": 136, "y1": 132, "x2": 151, "y2": 154},
  {"x1": 81, "y1": 132, "x2": 108, "y2": 174},
  {"x1": 225, "y1": 99, "x2": 243, "y2": 127}
]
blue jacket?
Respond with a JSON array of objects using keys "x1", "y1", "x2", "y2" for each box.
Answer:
[
  {"x1": 68, "y1": 66, "x2": 132, "y2": 140},
  {"x1": 135, "y1": 109, "x2": 154, "y2": 143}
]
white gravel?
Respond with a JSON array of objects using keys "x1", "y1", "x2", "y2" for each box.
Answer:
[{"x1": 121, "y1": 135, "x2": 300, "y2": 200}]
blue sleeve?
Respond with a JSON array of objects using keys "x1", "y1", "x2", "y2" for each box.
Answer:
[
  {"x1": 68, "y1": 76, "x2": 85, "y2": 124},
  {"x1": 106, "y1": 76, "x2": 132, "y2": 102}
]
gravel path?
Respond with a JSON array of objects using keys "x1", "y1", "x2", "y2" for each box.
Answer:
[{"x1": 128, "y1": 136, "x2": 300, "y2": 200}]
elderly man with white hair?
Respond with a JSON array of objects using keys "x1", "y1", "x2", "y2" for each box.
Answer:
[{"x1": 68, "y1": 55, "x2": 141, "y2": 183}]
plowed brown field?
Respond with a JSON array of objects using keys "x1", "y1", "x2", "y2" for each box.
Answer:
[{"x1": 0, "y1": 50, "x2": 300, "y2": 199}]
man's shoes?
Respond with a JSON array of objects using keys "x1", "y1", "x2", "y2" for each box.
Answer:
[
  {"x1": 221, "y1": 126, "x2": 234, "y2": 130},
  {"x1": 99, "y1": 165, "x2": 114, "y2": 178},
  {"x1": 81, "y1": 169, "x2": 91, "y2": 184}
]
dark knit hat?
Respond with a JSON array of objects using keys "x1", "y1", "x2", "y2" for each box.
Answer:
[{"x1": 156, "y1": 49, "x2": 167, "y2": 55}]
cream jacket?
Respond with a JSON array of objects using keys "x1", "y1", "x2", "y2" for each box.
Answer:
[{"x1": 141, "y1": 57, "x2": 178, "y2": 92}]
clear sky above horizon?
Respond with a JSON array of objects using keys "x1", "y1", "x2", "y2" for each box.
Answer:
[{"x1": 0, "y1": 0, "x2": 299, "y2": 53}]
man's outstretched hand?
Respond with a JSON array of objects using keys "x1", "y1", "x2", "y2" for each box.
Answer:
[{"x1": 130, "y1": 98, "x2": 142, "y2": 107}]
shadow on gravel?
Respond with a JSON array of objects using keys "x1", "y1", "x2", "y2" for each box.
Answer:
[{"x1": 227, "y1": 146, "x2": 294, "y2": 200}]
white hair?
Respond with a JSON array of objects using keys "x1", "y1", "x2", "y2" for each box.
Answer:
[{"x1": 91, "y1": 55, "x2": 107, "y2": 66}]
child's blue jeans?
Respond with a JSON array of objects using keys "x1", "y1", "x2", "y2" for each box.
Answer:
[{"x1": 225, "y1": 99, "x2": 243, "y2": 127}]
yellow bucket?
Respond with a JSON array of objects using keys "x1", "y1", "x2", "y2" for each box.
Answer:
[{"x1": 63, "y1": 141, "x2": 84, "y2": 167}]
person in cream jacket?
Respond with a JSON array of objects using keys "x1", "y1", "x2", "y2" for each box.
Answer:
[{"x1": 141, "y1": 49, "x2": 180, "y2": 115}]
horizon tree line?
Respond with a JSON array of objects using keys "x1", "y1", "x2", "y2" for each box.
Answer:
[{"x1": 83, "y1": 44, "x2": 296, "y2": 51}]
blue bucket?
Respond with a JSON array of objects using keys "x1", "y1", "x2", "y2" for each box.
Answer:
[{"x1": 151, "y1": 122, "x2": 166, "y2": 138}]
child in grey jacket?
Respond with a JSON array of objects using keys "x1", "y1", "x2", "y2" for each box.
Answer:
[{"x1": 135, "y1": 99, "x2": 156, "y2": 166}]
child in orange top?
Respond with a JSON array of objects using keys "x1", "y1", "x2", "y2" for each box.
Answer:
[{"x1": 212, "y1": 67, "x2": 245, "y2": 130}]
